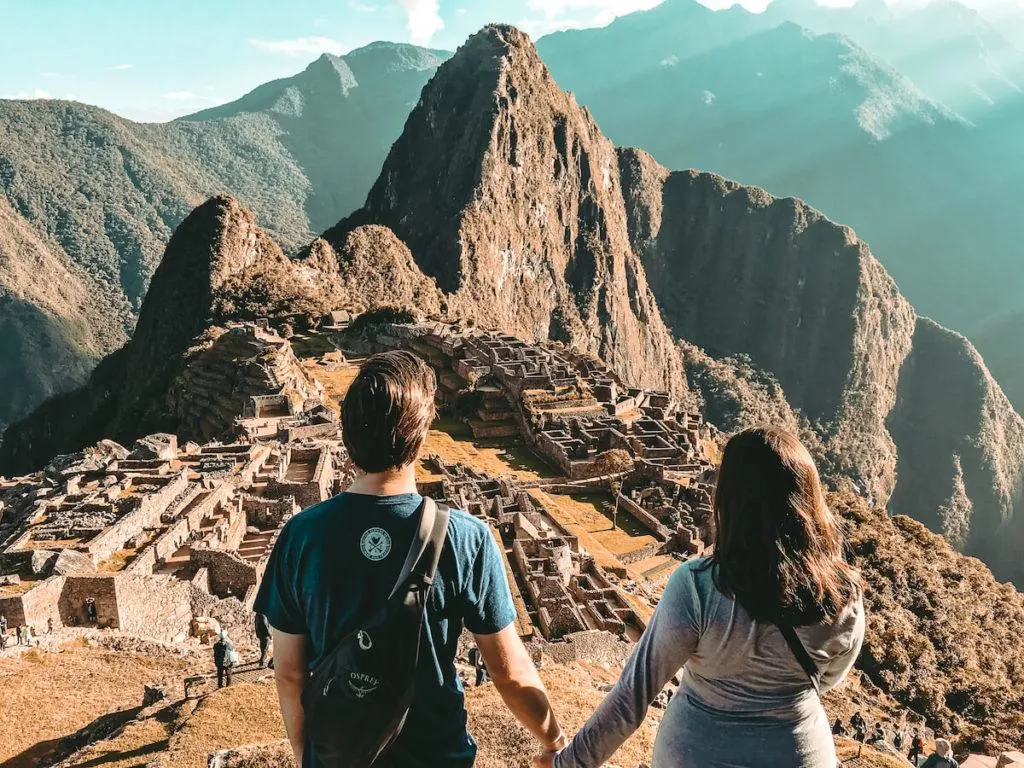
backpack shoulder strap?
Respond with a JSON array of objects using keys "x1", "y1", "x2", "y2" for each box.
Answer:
[
  {"x1": 778, "y1": 623, "x2": 822, "y2": 695},
  {"x1": 415, "y1": 501, "x2": 450, "y2": 584},
  {"x1": 387, "y1": 497, "x2": 435, "y2": 600}
]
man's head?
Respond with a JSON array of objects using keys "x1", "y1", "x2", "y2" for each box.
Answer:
[{"x1": 342, "y1": 351, "x2": 436, "y2": 474}]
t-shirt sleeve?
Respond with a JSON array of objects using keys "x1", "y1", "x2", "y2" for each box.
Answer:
[
  {"x1": 253, "y1": 524, "x2": 307, "y2": 635},
  {"x1": 462, "y1": 526, "x2": 517, "y2": 635}
]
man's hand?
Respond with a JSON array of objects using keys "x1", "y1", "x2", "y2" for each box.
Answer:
[{"x1": 475, "y1": 626, "x2": 564, "y2": 752}]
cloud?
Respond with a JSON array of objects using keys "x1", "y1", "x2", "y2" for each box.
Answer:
[
  {"x1": 106, "y1": 63, "x2": 133, "y2": 71},
  {"x1": 395, "y1": 0, "x2": 444, "y2": 45},
  {"x1": 249, "y1": 36, "x2": 346, "y2": 57},
  {"x1": 15, "y1": 88, "x2": 53, "y2": 100},
  {"x1": 526, "y1": 0, "x2": 663, "y2": 27},
  {"x1": 349, "y1": 0, "x2": 378, "y2": 11}
]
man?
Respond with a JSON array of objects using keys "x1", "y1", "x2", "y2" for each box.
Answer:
[
  {"x1": 213, "y1": 630, "x2": 235, "y2": 688},
  {"x1": 871, "y1": 722, "x2": 886, "y2": 745},
  {"x1": 909, "y1": 730, "x2": 926, "y2": 765},
  {"x1": 255, "y1": 612, "x2": 272, "y2": 667},
  {"x1": 15, "y1": 625, "x2": 23, "y2": 646},
  {"x1": 256, "y1": 351, "x2": 565, "y2": 767}
]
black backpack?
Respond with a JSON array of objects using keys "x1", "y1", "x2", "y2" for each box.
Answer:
[{"x1": 301, "y1": 498, "x2": 450, "y2": 768}]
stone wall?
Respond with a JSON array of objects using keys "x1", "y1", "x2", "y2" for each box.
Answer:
[
  {"x1": 114, "y1": 573, "x2": 195, "y2": 643},
  {"x1": 85, "y1": 472, "x2": 188, "y2": 563},
  {"x1": 190, "y1": 547, "x2": 258, "y2": 600},
  {"x1": 59, "y1": 574, "x2": 119, "y2": 628},
  {"x1": 25, "y1": 575, "x2": 67, "y2": 630}
]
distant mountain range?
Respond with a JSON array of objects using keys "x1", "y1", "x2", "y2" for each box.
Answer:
[
  {"x1": 538, "y1": 0, "x2": 1024, "y2": 409},
  {"x1": 0, "y1": 42, "x2": 446, "y2": 430}
]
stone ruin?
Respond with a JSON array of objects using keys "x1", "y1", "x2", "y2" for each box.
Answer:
[
  {"x1": 0, "y1": 325, "x2": 351, "y2": 644},
  {"x1": 0, "y1": 315, "x2": 722, "y2": 657}
]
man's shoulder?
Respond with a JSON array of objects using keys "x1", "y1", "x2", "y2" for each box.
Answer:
[
  {"x1": 439, "y1": 505, "x2": 499, "y2": 566},
  {"x1": 443, "y1": 505, "x2": 492, "y2": 545}
]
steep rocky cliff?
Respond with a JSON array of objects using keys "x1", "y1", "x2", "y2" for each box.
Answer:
[
  {"x1": 622, "y1": 157, "x2": 1024, "y2": 584},
  {"x1": 0, "y1": 196, "x2": 337, "y2": 474},
  {"x1": 325, "y1": 26, "x2": 690, "y2": 402}
]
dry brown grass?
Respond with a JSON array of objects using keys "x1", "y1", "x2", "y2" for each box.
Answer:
[
  {"x1": 0, "y1": 646, "x2": 192, "y2": 767},
  {"x1": 162, "y1": 683, "x2": 285, "y2": 768},
  {"x1": 63, "y1": 715, "x2": 171, "y2": 768}
]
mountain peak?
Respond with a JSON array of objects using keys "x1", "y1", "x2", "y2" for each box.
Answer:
[{"x1": 324, "y1": 24, "x2": 689, "y2": 401}]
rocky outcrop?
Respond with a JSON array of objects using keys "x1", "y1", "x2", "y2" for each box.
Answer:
[
  {"x1": 312, "y1": 225, "x2": 444, "y2": 317},
  {"x1": 326, "y1": 26, "x2": 690, "y2": 403},
  {"x1": 887, "y1": 319, "x2": 1024, "y2": 583},
  {"x1": 0, "y1": 196, "x2": 335, "y2": 474}
]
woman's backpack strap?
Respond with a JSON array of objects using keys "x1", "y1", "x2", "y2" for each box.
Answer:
[{"x1": 778, "y1": 623, "x2": 822, "y2": 695}]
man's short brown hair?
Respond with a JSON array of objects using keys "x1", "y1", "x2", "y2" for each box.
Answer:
[{"x1": 342, "y1": 351, "x2": 436, "y2": 473}]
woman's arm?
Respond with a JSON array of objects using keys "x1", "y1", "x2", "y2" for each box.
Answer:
[{"x1": 554, "y1": 568, "x2": 701, "y2": 768}]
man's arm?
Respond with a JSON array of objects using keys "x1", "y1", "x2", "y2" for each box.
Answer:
[
  {"x1": 272, "y1": 628, "x2": 308, "y2": 763},
  {"x1": 474, "y1": 625, "x2": 565, "y2": 753}
]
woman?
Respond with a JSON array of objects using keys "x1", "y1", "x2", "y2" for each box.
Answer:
[
  {"x1": 540, "y1": 427, "x2": 865, "y2": 767},
  {"x1": 920, "y1": 739, "x2": 959, "y2": 768}
]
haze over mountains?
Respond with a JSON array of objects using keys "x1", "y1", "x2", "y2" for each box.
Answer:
[{"x1": 538, "y1": 0, "x2": 1024, "y2": 408}]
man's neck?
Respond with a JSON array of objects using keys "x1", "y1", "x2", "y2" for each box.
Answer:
[{"x1": 347, "y1": 464, "x2": 418, "y2": 497}]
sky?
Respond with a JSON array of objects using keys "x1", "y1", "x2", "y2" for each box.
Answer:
[{"x1": 1, "y1": 0, "x2": 1022, "y2": 121}]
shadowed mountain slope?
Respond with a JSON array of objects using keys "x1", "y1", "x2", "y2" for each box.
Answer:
[
  {"x1": 0, "y1": 196, "x2": 339, "y2": 473},
  {"x1": 623, "y1": 158, "x2": 1024, "y2": 585}
]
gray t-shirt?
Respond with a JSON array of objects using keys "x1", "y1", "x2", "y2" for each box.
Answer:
[{"x1": 556, "y1": 557, "x2": 865, "y2": 768}]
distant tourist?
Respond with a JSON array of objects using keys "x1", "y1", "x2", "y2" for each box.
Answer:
[
  {"x1": 213, "y1": 630, "x2": 235, "y2": 688},
  {"x1": 909, "y1": 730, "x2": 926, "y2": 764},
  {"x1": 255, "y1": 351, "x2": 565, "y2": 766},
  {"x1": 15, "y1": 625, "x2": 23, "y2": 646},
  {"x1": 893, "y1": 727, "x2": 906, "y2": 751},
  {"x1": 468, "y1": 643, "x2": 490, "y2": 686},
  {"x1": 0, "y1": 614, "x2": 7, "y2": 637},
  {"x1": 85, "y1": 598, "x2": 98, "y2": 624},
  {"x1": 255, "y1": 612, "x2": 272, "y2": 668},
  {"x1": 850, "y1": 711, "x2": 866, "y2": 733},
  {"x1": 831, "y1": 718, "x2": 847, "y2": 737},
  {"x1": 920, "y1": 738, "x2": 959, "y2": 768},
  {"x1": 47, "y1": 617, "x2": 53, "y2": 635},
  {"x1": 871, "y1": 722, "x2": 886, "y2": 744},
  {"x1": 541, "y1": 427, "x2": 865, "y2": 768}
]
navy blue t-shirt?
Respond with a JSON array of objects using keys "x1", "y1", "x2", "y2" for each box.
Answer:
[{"x1": 253, "y1": 492, "x2": 517, "y2": 767}]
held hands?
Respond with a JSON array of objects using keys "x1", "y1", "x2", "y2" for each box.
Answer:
[{"x1": 533, "y1": 733, "x2": 569, "y2": 768}]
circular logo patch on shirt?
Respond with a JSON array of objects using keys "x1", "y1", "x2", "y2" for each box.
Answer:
[{"x1": 360, "y1": 527, "x2": 392, "y2": 561}]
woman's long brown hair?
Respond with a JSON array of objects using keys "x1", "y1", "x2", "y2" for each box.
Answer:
[{"x1": 709, "y1": 426, "x2": 860, "y2": 625}]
